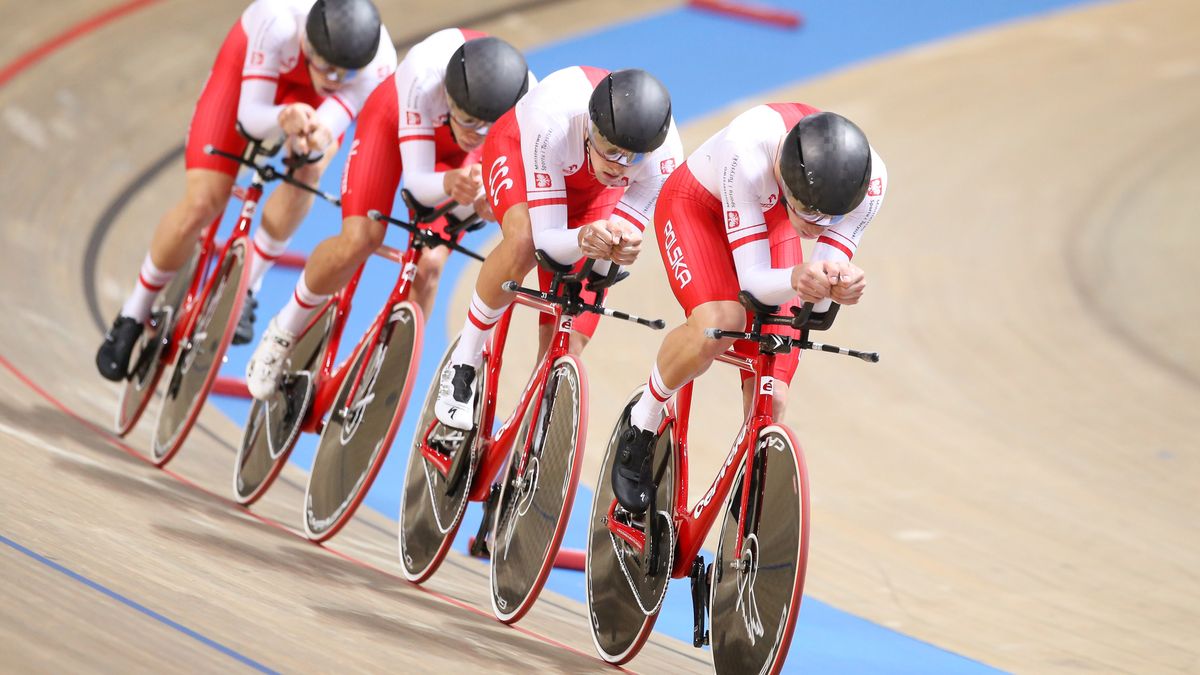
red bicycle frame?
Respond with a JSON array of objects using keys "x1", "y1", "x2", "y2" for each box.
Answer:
[
  {"x1": 300, "y1": 235, "x2": 425, "y2": 434},
  {"x1": 607, "y1": 347, "x2": 783, "y2": 579},
  {"x1": 165, "y1": 181, "x2": 264, "y2": 363},
  {"x1": 419, "y1": 290, "x2": 566, "y2": 503}
]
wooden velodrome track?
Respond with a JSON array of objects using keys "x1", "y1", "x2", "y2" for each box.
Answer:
[{"x1": 1, "y1": 0, "x2": 1198, "y2": 673}]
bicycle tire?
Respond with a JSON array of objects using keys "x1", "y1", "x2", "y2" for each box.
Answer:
[
  {"x1": 709, "y1": 424, "x2": 809, "y2": 675},
  {"x1": 233, "y1": 300, "x2": 335, "y2": 505},
  {"x1": 150, "y1": 239, "x2": 249, "y2": 466},
  {"x1": 114, "y1": 247, "x2": 200, "y2": 437},
  {"x1": 490, "y1": 354, "x2": 588, "y2": 624},
  {"x1": 304, "y1": 301, "x2": 423, "y2": 542},
  {"x1": 585, "y1": 389, "x2": 676, "y2": 664},
  {"x1": 397, "y1": 337, "x2": 486, "y2": 582}
]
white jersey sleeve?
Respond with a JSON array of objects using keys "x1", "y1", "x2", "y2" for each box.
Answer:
[
  {"x1": 237, "y1": 1, "x2": 299, "y2": 140},
  {"x1": 711, "y1": 110, "x2": 796, "y2": 305},
  {"x1": 394, "y1": 29, "x2": 463, "y2": 206},
  {"x1": 522, "y1": 106, "x2": 578, "y2": 263},
  {"x1": 610, "y1": 122, "x2": 684, "y2": 233}
]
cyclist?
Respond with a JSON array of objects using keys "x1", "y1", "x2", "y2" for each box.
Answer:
[
  {"x1": 433, "y1": 66, "x2": 684, "y2": 430},
  {"x1": 244, "y1": 29, "x2": 532, "y2": 400},
  {"x1": 95, "y1": 0, "x2": 396, "y2": 381},
  {"x1": 611, "y1": 105, "x2": 888, "y2": 514}
]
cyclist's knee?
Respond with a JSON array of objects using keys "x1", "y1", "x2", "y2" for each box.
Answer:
[
  {"x1": 415, "y1": 249, "x2": 447, "y2": 287},
  {"x1": 181, "y1": 183, "x2": 229, "y2": 230},
  {"x1": 341, "y1": 216, "x2": 385, "y2": 261},
  {"x1": 688, "y1": 302, "x2": 744, "y2": 357}
]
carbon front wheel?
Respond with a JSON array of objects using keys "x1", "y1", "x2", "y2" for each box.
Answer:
[
  {"x1": 304, "y1": 301, "x2": 423, "y2": 542},
  {"x1": 151, "y1": 240, "x2": 248, "y2": 466},
  {"x1": 709, "y1": 425, "x2": 809, "y2": 675},
  {"x1": 115, "y1": 248, "x2": 199, "y2": 437},
  {"x1": 397, "y1": 337, "x2": 486, "y2": 582},
  {"x1": 233, "y1": 301, "x2": 334, "y2": 505},
  {"x1": 490, "y1": 355, "x2": 587, "y2": 624},
  {"x1": 586, "y1": 390, "x2": 676, "y2": 664}
]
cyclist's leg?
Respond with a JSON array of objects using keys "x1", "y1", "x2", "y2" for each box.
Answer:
[
  {"x1": 447, "y1": 112, "x2": 533, "y2": 370},
  {"x1": 625, "y1": 167, "x2": 743, "y2": 434}
]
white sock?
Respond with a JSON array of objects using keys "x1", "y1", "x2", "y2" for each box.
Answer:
[
  {"x1": 629, "y1": 364, "x2": 681, "y2": 433},
  {"x1": 248, "y1": 227, "x2": 290, "y2": 294},
  {"x1": 120, "y1": 253, "x2": 177, "y2": 322},
  {"x1": 276, "y1": 275, "x2": 329, "y2": 336},
  {"x1": 450, "y1": 291, "x2": 509, "y2": 367}
]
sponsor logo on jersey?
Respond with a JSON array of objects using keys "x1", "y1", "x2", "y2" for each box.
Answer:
[
  {"x1": 725, "y1": 210, "x2": 741, "y2": 231},
  {"x1": 488, "y1": 156, "x2": 513, "y2": 206},
  {"x1": 662, "y1": 220, "x2": 692, "y2": 289},
  {"x1": 406, "y1": 111, "x2": 421, "y2": 126},
  {"x1": 660, "y1": 158, "x2": 676, "y2": 175},
  {"x1": 761, "y1": 192, "x2": 778, "y2": 210},
  {"x1": 250, "y1": 51, "x2": 265, "y2": 66},
  {"x1": 564, "y1": 163, "x2": 579, "y2": 174},
  {"x1": 868, "y1": 177, "x2": 883, "y2": 197},
  {"x1": 534, "y1": 172, "x2": 552, "y2": 188}
]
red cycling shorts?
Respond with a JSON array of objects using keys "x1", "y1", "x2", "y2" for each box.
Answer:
[
  {"x1": 340, "y1": 78, "x2": 477, "y2": 240},
  {"x1": 653, "y1": 162, "x2": 804, "y2": 385},
  {"x1": 482, "y1": 109, "x2": 624, "y2": 339}
]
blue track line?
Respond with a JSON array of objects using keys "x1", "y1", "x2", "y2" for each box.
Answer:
[{"x1": 0, "y1": 533, "x2": 278, "y2": 674}]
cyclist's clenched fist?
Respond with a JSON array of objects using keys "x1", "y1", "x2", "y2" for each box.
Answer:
[
  {"x1": 444, "y1": 164, "x2": 484, "y2": 206},
  {"x1": 791, "y1": 260, "x2": 866, "y2": 305},
  {"x1": 577, "y1": 219, "x2": 643, "y2": 265}
]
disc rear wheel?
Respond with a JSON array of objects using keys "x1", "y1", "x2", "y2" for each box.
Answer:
[
  {"x1": 709, "y1": 425, "x2": 809, "y2": 675},
  {"x1": 304, "y1": 302, "x2": 423, "y2": 541}
]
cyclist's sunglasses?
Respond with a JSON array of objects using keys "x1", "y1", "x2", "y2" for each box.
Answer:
[{"x1": 587, "y1": 125, "x2": 643, "y2": 167}]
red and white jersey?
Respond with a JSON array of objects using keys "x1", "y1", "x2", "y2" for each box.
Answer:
[
  {"x1": 395, "y1": 28, "x2": 534, "y2": 206},
  {"x1": 688, "y1": 103, "x2": 888, "y2": 307},
  {"x1": 515, "y1": 66, "x2": 684, "y2": 263},
  {"x1": 238, "y1": 0, "x2": 396, "y2": 142}
]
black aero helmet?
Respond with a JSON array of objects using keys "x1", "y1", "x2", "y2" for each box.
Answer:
[
  {"x1": 305, "y1": 0, "x2": 382, "y2": 70},
  {"x1": 780, "y1": 112, "x2": 873, "y2": 216},
  {"x1": 589, "y1": 69, "x2": 672, "y2": 154},
  {"x1": 444, "y1": 37, "x2": 530, "y2": 123}
]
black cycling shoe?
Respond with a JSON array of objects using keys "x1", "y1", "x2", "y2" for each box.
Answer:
[
  {"x1": 233, "y1": 291, "x2": 257, "y2": 345},
  {"x1": 611, "y1": 423, "x2": 657, "y2": 515},
  {"x1": 95, "y1": 315, "x2": 144, "y2": 382}
]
